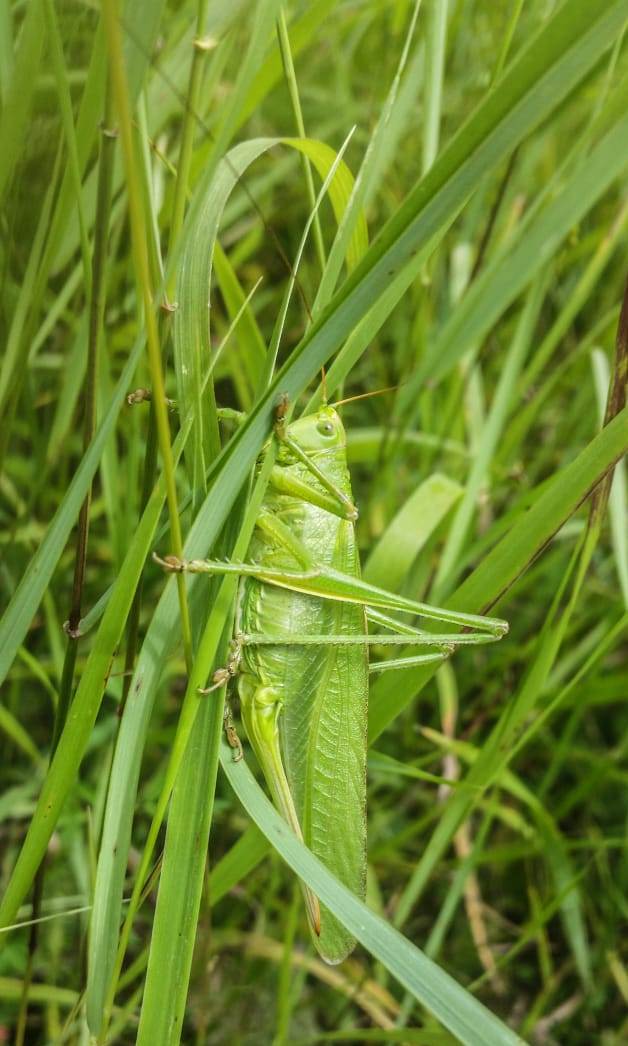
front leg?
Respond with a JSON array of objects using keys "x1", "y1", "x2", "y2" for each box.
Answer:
[
  {"x1": 273, "y1": 437, "x2": 358, "y2": 521},
  {"x1": 269, "y1": 465, "x2": 356, "y2": 522},
  {"x1": 272, "y1": 393, "x2": 357, "y2": 521}
]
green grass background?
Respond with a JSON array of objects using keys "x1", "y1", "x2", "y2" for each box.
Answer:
[{"x1": 0, "y1": 0, "x2": 627, "y2": 1042}]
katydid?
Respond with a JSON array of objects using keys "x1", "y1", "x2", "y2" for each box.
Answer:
[{"x1": 157, "y1": 400, "x2": 507, "y2": 964}]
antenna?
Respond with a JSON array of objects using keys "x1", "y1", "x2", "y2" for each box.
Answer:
[{"x1": 332, "y1": 385, "x2": 398, "y2": 408}]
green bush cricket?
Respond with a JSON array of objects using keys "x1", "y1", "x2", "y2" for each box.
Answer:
[{"x1": 158, "y1": 395, "x2": 508, "y2": 964}]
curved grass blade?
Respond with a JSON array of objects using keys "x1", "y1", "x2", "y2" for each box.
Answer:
[
  {"x1": 285, "y1": 137, "x2": 369, "y2": 270},
  {"x1": 220, "y1": 740, "x2": 524, "y2": 1046},
  {"x1": 363, "y1": 474, "x2": 462, "y2": 592}
]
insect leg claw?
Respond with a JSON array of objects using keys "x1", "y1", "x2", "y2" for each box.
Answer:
[
  {"x1": 152, "y1": 551, "x2": 185, "y2": 572},
  {"x1": 199, "y1": 637, "x2": 242, "y2": 695},
  {"x1": 197, "y1": 671, "x2": 227, "y2": 695},
  {"x1": 127, "y1": 387, "x2": 152, "y2": 405},
  {"x1": 223, "y1": 705, "x2": 244, "y2": 761}
]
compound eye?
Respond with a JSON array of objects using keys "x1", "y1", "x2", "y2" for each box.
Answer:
[{"x1": 316, "y1": 419, "x2": 335, "y2": 437}]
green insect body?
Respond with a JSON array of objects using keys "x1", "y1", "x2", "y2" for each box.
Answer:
[
  {"x1": 238, "y1": 406, "x2": 367, "y2": 964},
  {"x1": 158, "y1": 402, "x2": 508, "y2": 965}
]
